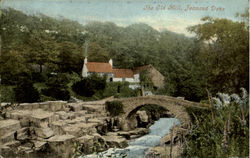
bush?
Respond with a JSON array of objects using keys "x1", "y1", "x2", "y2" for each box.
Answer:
[
  {"x1": 14, "y1": 74, "x2": 40, "y2": 103},
  {"x1": 103, "y1": 82, "x2": 137, "y2": 98},
  {"x1": 41, "y1": 88, "x2": 70, "y2": 101},
  {"x1": 105, "y1": 101, "x2": 124, "y2": 116},
  {"x1": 31, "y1": 72, "x2": 46, "y2": 82},
  {"x1": 41, "y1": 73, "x2": 70, "y2": 101},
  {"x1": 72, "y1": 74, "x2": 106, "y2": 97}
]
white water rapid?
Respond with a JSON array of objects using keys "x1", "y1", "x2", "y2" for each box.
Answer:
[{"x1": 81, "y1": 118, "x2": 180, "y2": 158}]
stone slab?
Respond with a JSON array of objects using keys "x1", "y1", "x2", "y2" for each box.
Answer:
[{"x1": 0, "y1": 119, "x2": 21, "y2": 134}]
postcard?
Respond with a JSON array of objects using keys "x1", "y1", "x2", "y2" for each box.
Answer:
[{"x1": 0, "y1": 0, "x2": 249, "y2": 158}]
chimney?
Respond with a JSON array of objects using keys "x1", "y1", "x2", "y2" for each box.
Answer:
[{"x1": 109, "y1": 59, "x2": 113, "y2": 67}]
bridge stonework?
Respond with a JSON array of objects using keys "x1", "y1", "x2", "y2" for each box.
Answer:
[{"x1": 114, "y1": 95, "x2": 204, "y2": 130}]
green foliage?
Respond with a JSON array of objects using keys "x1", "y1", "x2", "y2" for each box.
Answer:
[
  {"x1": 1, "y1": 8, "x2": 248, "y2": 102},
  {"x1": 72, "y1": 142, "x2": 84, "y2": 158},
  {"x1": 0, "y1": 85, "x2": 15, "y2": 102},
  {"x1": 57, "y1": 41, "x2": 84, "y2": 73},
  {"x1": 0, "y1": 50, "x2": 30, "y2": 85},
  {"x1": 72, "y1": 74, "x2": 106, "y2": 97},
  {"x1": 41, "y1": 73, "x2": 70, "y2": 100},
  {"x1": 105, "y1": 101, "x2": 124, "y2": 116},
  {"x1": 13, "y1": 73, "x2": 40, "y2": 103},
  {"x1": 188, "y1": 16, "x2": 249, "y2": 95},
  {"x1": 31, "y1": 72, "x2": 46, "y2": 83},
  {"x1": 87, "y1": 42, "x2": 110, "y2": 62},
  {"x1": 103, "y1": 82, "x2": 137, "y2": 98},
  {"x1": 184, "y1": 89, "x2": 249, "y2": 158}
]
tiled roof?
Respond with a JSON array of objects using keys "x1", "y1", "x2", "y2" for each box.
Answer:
[
  {"x1": 133, "y1": 65, "x2": 151, "y2": 74},
  {"x1": 86, "y1": 62, "x2": 113, "y2": 73},
  {"x1": 113, "y1": 69, "x2": 134, "y2": 78}
]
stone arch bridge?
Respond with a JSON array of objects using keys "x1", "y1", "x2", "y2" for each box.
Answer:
[{"x1": 113, "y1": 95, "x2": 206, "y2": 130}]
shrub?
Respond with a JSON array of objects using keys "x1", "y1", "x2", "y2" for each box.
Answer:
[
  {"x1": 41, "y1": 88, "x2": 70, "y2": 101},
  {"x1": 72, "y1": 74, "x2": 106, "y2": 97},
  {"x1": 14, "y1": 74, "x2": 40, "y2": 103},
  {"x1": 105, "y1": 101, "x2": 124, "y2": 116},
  {"x1": 103, "y1": 82, "x2": 137, "y2": 98},
  {"x1": 41, "y1": 73, "x2": 70, "y2": 100},
  {"x1": 31, "y1": 72, "x2": 46, "y2": 82}
]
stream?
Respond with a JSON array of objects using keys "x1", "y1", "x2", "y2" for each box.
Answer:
[{"x1": 81, "y1": 118, "x2": 180, "y2": 158}]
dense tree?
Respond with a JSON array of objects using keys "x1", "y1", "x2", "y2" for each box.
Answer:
[
  {"x1": 57, "y1": 41, "x2": 83, "y2": 73},
  {"x1": 87, "y1": 42, "x2": 110, "y2": 62},
  {"x1": 188, "y1": 14, "x2": 249, "y2": 94},
  {"x1": 1, "y1": 8, "x2": 248, "y2": 102},
  {"x1": 0, "y1": 50, "x2": 29, "y2": 85}
]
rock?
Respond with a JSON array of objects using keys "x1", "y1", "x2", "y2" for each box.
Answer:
[
  {"x1": 0, "y1": 119, "x2": 21, "y2": 134},
  {"x1": 55, "y1": 111, "x2": 68, "y2": 120},
  {"x1": 177, "y1": 96, "x2": 185, "y2": 100},
  {"x1": 34, "y1": 127, "x2": 54, "y2": 139},
  {"x1": 106, "y1": 132, "x2": 118, "y2": 136},
  {"x1": 48, "y1": 134, "x2": 75, "y2": 142},
  {"x1": 17, "y1": 103, "x2": 40, "y2": 110},
  {"x1": 102, "y1": 135, "x2": 128, "y2": 148},
  {"x1": 63, "y1": 123, "x2": 87, "y2": 137},
  {"x1": 0, "y1": 131, "x2": 16, "y2": 144},
  {"x1": 161, "y1": 133, "x2": 171, "y2": 145},
  {"x1": 9, "y1": 110, "x2": 31, "y2": 127},
  {"x1": 48, "y1": 135, "x2": 75, "y2": 158},
  {"x1": 118, "y1": 128, "x2": 149, "y2": 140},
  {"x1": 17, "y1": 145, "x2": 33, "y2": 155},
  {"x1": 74, "y1": 110, "x2": 87, "y2": 117},
  {"x1": 136, "y1": 110, "x2": 149, "y2": 123},
  {"x1": 0, "y1": 145, "x2": 14, "y2": 157},
  {"x1": 50, "y1": 120, "x2": 67, "y2": 135},
  {"x1": 3, "y1": 140, "x2": 21, "y2": 148},
  {"x1": 67, "y1": 103, "x2": 82, "y2": 112},
  {"x1": 10, "y1": 110, "x2": 30, "y2": 119},
  {"x1": 88, "y1": 118, "x2": 104, "y2": 124},
  {"x1": 77, "y1": 135, "x2": 95, "y2": 154},
  {"x1": 82, "y1": 104, "x2": 105, "y2": 113},
  {"x1": 33, "y1": 140, "x2": 47, "y2": 151},
  {"x1": 17, "y1": 127, "x2": 30, "y2": 141},
  {"x1": 63, "y1": 123, "x2": 97, "y2": 136},
  {"x1": 69, "y1": 116, "x2": 86, "y2": 124},
  {"x1": 48, "y1": 101, "x2": 66, "y2": 112},
  {"x1": 147, "y1": 145, "x2": 182, "y2": 158},
  {"x1": 29, "y1": 109, "x2": 54, "y2": 128}
]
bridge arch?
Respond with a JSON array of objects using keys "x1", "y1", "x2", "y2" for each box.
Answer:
[
  {"x1": 126, "y1": 104, "x2": 169, "y2": 119},
  {"x1": 114, "y1": 95, "x2": 204, "y2": 130}
]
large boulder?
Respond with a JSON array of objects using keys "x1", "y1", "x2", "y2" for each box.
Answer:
[
  {"x1": 77, "y1": 135, "x2": 95, "y2": 154},
  {"x1": 48, "y1": 135, "x2": 75, "y2": 158},
  {"x1": 0, "y1": 119, "x2": 21, "y2": 134},
  {"x1": 34, "y1": 127, "x2": 54, "y2": 139},
  {"x1": 136, "y1": 110, "x2": 149, "y2": 123},
  {"x1": 29, "y1": 109, "x2": 55, "y2": 128}
]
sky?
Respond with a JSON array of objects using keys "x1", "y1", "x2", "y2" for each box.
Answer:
[{"x1": 0, "y1": 0, "x2": 248, "y2": 36}]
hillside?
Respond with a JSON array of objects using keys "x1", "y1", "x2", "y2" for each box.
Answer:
[{"x1": 0, "y1": 8, "x2": 248, "y2": 101}]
